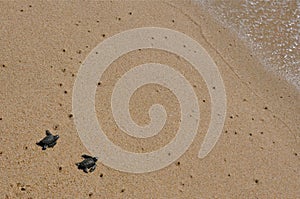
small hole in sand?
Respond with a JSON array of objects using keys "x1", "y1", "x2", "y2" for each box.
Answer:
[
  {"x1": 100, "y1": 173, "x2": 103, "y2": 178},
  {"x1": 176, "y1": 161, "x2": 180, "y2": 166},
  {"x1": 121, "y1": 189, "x2": 125, "y2": 193}
]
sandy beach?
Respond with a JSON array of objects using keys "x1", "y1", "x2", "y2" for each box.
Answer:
[{"x1": 0, "y1": 1, "x2": 299, "y2": 198}]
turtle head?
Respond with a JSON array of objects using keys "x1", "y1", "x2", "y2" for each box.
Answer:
[
  {"x1": 54, "y1": 135, "x2": 60, "y2": 141},
  {"x1": 93, "y1": 157, "x2": 98, "y2": 162}
]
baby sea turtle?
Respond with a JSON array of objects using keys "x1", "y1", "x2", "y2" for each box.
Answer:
[
  {"x1": 36, "y1": 130, "x2": 59, "y2": 150},
  {"x1": 76, "y1": 154, "x2": 98, "y2": 173}
]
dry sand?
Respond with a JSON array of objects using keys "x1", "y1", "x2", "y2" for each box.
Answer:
[{"x1": 0, "y1": 1, "x2": 299, "y2": 198}]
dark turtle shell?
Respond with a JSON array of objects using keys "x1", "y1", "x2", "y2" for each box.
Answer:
[
  {"x1": 76, "y1": 155, "x2": 98, "y2": 173},
  {"x1": 36, "y1": 130, "x2": 59, "y2": 149},
  {"x1": 39, "y1": 134, "x2": 59, "y2": 145},
  {"x1": 77, "y1": 157, "x2": 97, "y2": 169}
]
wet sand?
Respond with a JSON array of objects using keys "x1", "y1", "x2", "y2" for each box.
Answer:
[
  {"x1": 198, "y1": 0, "x2": 300, "y2": 90},
  {"x1": 0, "y1": 1, "x2": 299, "y2": 198}
]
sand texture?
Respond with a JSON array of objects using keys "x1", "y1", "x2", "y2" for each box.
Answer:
[{"x1": 0, "y1": 1, "x2": 299, "y2": 198}]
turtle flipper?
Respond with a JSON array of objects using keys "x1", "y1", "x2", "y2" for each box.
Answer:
[
  {"x1": 48, "y1": 142, "x2": 57, "y2": 148},
  {"x1": 83, "y1": 168, "x2": 89, "y2": 173},
  {"x1": 82, "y1": 154, "x2": 93, "y2": 159},
  {"x1": 45, "y1": 130, "x2": 52, "y2": 136},
  {"x1": 75, "y1": 162, "x2": 80, "y2": 167},
  {"x1": 89, "y1": 165, "x2": 96, "y2": 173},
  {"x1": 42, "y1": 145, "x2": 47, "y2": 150}
]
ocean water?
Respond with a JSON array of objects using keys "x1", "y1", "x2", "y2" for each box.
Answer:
[{"x1": 196, "y1": 0, "x2": 299, "y2": 90}]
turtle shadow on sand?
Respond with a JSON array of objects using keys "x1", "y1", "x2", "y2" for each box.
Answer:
[
  {"x1": 36, "y1": 130, "x2": 59, "y2": 150},
  {"x1": 76, "y1": 154, "x2": 98, "y2": 173}
]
